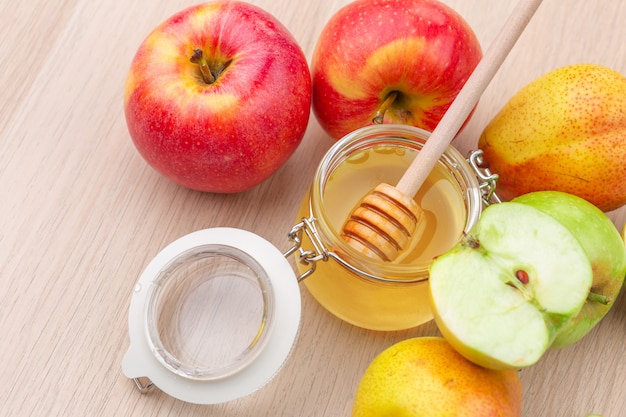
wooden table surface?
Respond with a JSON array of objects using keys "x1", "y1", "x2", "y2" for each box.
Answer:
[{"x1": 1, "y1": 0, "x2": 625, "y2": 416}]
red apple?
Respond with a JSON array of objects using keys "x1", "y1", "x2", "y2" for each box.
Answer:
[
  {"x1": 124, "y1": 1, "x2": 311, "y2": 193},
  {"x1": 311, "y1": 0, "x2": 482, "y2": 140}
]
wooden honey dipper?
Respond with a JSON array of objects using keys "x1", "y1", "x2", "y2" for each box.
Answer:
[{"x1": 341, "y1": 0, "x2": 543, "y2": 262}]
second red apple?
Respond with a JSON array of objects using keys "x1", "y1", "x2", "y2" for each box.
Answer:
[{"x1": 311, "y1": 0, "x2": 483, "y2": 140}]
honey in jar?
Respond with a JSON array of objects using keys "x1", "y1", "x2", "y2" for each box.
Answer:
[{"x1": 292, "y1": 125, "x2": 484, "y2": 331}]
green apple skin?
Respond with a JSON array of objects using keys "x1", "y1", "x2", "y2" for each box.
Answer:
[
  {"x1": 429, "y1": 202, "x2": 593, "y2": 370},
  {"x1": 512, "y1": 191, "x2": 626, "y2": 348}
]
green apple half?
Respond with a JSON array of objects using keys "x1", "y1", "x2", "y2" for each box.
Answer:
[
  {"x1": 429, "y1": 201, "x2": 593, "y2": 370},
  {"x1": 512, "y1": 191, "x2": 626, "y2": 349}
]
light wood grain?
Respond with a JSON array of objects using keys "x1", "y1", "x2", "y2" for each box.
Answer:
[{"x1": 0, "y1": 1, "x2": 624, "y2": 416}]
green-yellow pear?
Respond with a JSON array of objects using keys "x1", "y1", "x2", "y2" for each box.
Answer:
[{"x1": 479, "y1": 64, "x2": 626, "y2": 212}]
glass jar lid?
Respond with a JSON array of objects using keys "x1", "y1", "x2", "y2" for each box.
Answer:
[{"x1": 123, "y1": 227, "x2": 301, "y2": 404}]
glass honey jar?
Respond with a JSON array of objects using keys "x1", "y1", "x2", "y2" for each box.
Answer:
[{"x1": 287, "y1": 124, "x2": 493, "y2": 330}]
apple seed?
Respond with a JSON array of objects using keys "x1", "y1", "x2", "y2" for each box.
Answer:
[{"x1": 515, "y1": 270, "x2": 530, "y2": 285}]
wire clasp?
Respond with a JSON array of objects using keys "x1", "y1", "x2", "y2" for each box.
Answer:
[
  {"x1": 284, "y1": 217, "x2": 329, "y2": 282},
  {"x1": 468, "y1": 149, "x2": 501, "y2": 206}
]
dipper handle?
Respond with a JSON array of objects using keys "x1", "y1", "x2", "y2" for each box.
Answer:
[
  {"x1": 341, "y1": 0, "x2": 543, "y2": 262},
  {"x1": 396, "y1": 0, "x2": 543, "y2": 197}
]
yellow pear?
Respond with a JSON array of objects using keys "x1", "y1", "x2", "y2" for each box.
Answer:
[
  {"x1": 478, "y1": 64, "x2": 626, "y2": 212},
  {"x1": 351, "y1": 337, "x2": 522, "y2": 417}
]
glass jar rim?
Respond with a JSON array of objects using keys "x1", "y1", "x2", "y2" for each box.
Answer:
[
  {"x1": 145, "y1": 243, "x2": 275, "y2": 381},
  {"x1": 310, "y1": 124, "x2": 482, "y2": 282}
]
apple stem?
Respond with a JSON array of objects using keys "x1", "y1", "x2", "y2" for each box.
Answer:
[
  {"x1": 372, "y1": 91, "x2": 399, "y2": 124},
  {"x1": 460, "y1": 233, "x2": 480, "y2": 249},
  {"x1": 190, "y1": 49, "x2": 216, "y2": 84},
  {"x1": 587, "y1": 292, "x2": 609, "y2": 305}
]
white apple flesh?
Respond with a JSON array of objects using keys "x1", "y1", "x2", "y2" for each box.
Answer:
[{"x1": 429, "y1": 202, "x2": 593, "y2": 370}]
